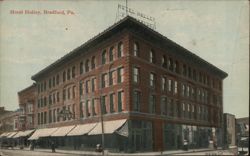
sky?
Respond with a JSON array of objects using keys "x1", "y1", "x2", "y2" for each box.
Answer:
[{"x1": 0, "y1": 0, "x2": 249, "y2": 118}]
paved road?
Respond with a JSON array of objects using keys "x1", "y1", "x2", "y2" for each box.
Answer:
[{"x1": 0, "y1": 149, "x2": 72, "y2": 156}]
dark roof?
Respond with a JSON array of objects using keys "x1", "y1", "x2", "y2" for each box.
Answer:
[{"x1": 32, "y1": 16, "x2": 228, "y2": 80}]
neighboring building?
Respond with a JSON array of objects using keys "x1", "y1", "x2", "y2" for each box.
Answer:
[
  {"x1": 0, "y1": 109, "x2": 19, "y2": 134},
  {"x1": 223, "y1": 113, "x2": 236, "y2": 147},
  {"x1": 17, "y1": 83, "x2": 36, "y2": 130},
  {"x1": 26, "y1": 16, "x2": 228, "y2": 152},
  {"x1": 236, "y1": 117, "x2": 249, "y2": 137}
]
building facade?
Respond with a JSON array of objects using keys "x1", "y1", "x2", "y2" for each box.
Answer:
[
  {"x1": 26, "y1": 16, "x2": 228, "y2": 152},
  {"x1": 17, "y1": 84, "x2": 36, "y2": 131}
]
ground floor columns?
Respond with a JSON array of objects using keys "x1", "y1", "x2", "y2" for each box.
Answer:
[{"x1": 153, "y1": 119, "x2": 163, "y2": 152}]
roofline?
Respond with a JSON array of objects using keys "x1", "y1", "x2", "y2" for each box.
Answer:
[
  {"x1": 18, "y1": 83, "x2": 36, "y2": 94},
  {"x1": 31, "y1": 16, "x2": 228, "y2": 80}
]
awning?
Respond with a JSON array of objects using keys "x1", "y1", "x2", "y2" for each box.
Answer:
[
  {"x1": 88, "y1": 119, "x2": 127, "y2": 135},
  {"x1": 28, "y1": 128, "x2": 58, "y2": 140},
  {"x1": 51, "y1": 125, "x2": 75, "y2": 137},
  {"x1": 13, "y1": 129, "x2": 35, "y2": 138},
  {"x1": 67, "y1": 123, "x2": 97, "y2": 136},
  {"x1": 0, "y1": 132, "x2": 11, "y2": 138},
  {"x1": 7, "y1": 132, "x2": 17, "y2": 138}
]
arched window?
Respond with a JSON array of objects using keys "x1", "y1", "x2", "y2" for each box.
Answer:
[
  {"x1": 80, "y1": 61, "x2": 84, "y2": 74},
  {"x1": 118, "y1": 42, "x2": 123, "y2": 58},
  {"x1": 175, "y1": 61, "x2": 179, "y2": 73},
  {"x1": 109, "y1": 46, "x2": 114, "y2": 62},
  {"x1": 85, "y1": 59, "x2": 90, "y2": 72},
  {"x1": 133, "y1": 42, "x2": 139, "y2": 56},
  {"x1": 91, "y1": 56, "x2": 96, "y2": 69},
  {"x1": 162, "y1": 55, "x2": 167, "y2": 68},
  {"x1": 149, "y1": 49, "x2": 155, "y2": 63},
  {"x1": 169, "y1": 58, "x2": 173, "y2": 71},
  {"x1": 102, "y1": 50, "x2": 106, "y2": 64},
  {"x1": 63, "y1": 71, "x2": 66, "y2": 82}
]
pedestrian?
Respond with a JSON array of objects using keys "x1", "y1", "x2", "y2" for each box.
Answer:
[{"x1": 51, "y1": 141, "x2": 56, "y2": 153}]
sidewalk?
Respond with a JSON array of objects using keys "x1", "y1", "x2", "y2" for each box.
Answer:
[{"x1": 2, "y1": 146, "x2": 239, "y2": 156}]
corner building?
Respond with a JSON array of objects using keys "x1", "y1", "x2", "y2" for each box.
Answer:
[{"x1": 31, "y1": 16, "x2": 228, "y2": 152}]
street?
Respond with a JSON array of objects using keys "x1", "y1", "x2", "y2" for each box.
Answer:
[{"x1": 0, "y1": 149, "x2": 72, "y2": 156}]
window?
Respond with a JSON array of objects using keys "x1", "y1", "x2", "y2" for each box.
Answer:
[
  {"x1": 86, "y1": 100, "x2": 90, "y2": 117},
  {"x1": 109, "y1": 47, "x2": 114, "y2": 62},
  {"x1": 80, "y1": 102, "x2": 84, "y2": 118},
  {"x1": 109, "y1": 71, "x2": 115, "y2": 86},
  {"x1": 174, "y1": 81, "x2": 178, "y2": 94},
  {"x1": 44, "y1": 97, "x2": 47, "y2": 106},
  {"x1": 53, "y1": 109, "x2": 56, "y2": 122},
  {"x1": 67, "y1": 88, "x2": 71, "y2": 99},
  {"x1": 168, "y1": 58, "x2": 173, "y2": 71},
  {"x1": 101, "y1": 95, "x2": 107, "y2": 114},
  {"x1": 133, "y1": 42, "x2": 139, "y2": 56},
  {"x1": 49, "y1": 78, "x2": 52, "y2": 88},
  {"x1": 57, "y1": 92, "x2": 59, "y2": 102},
  {"x1": 85, "y1": 59, "x2": 90, "y2": 72},
  {"x1": 182, "y1": 84, "x2": 185, "y2": 97},
  {"x1": 79, "y1": 82, "x2": 83, "y2": 95},
  {"x1": 174, "y1": 61, "x2": 179, "y2": 73},
  {"x1": 161, "y1": 97, "x2": 167, "y2": 115},
  {"x1": 91, "y1": 78, "x2": 96, "y2": 92},
  {"x1": 91, "y1": 56, "x2": 96, "y2": 69},
  {"x1": 150, "y1": 73, "x2": 156, "y2": 88},
  {"x1": 101, "y1": 73, "x2": 108, "y2": 88},
  {"x1": 118, "y1": 91, "x2": 124, "y2": 112},
  {"x1": 44, "y1": 81, "x2": 46, "y2": 91},
  {"x1": 80, "y1": 62, "x2": 84, "y2": 74},
  {"x1": 149, "y1": 49, "x2": 155, "y2": 63},
  {"x1": 67, "y1": 68, "x2": 71, "y2": 80},
  {"x1": 117, "y1": 67, "x2": 124, "y2": 83},
  {"x1": 56, "y1": 74, "x2": 59, "y2": 85},
  {"x1": 38, "y1": 113, "x2": 40, "y2": 125},
  {"x1": 168, "y1": 79, "x2": 172, "y2": 92},
  {"x1": 118, "y1": 42, "x2": 123, "y2": 58},
  {"x1": 72, "y1": 86, "x2": 76, "y2": 98},
  {"x1": 109, "y1": 93, "x2": 115, "y2": 113},
  {"x1": 63, "y1": 71, "x2": 66, "y2": 82},
  {"x1": 63, "y1": 89, "x2": 66, "y2": 101},
  {"x1": 102, "y1": 50, "x2": 107, "y2": 64},
  {"x1": 44, "y1": 111, "x2": 47, "y2": 124},
  {"x1": 41, "y1": 83, "x2": 43, "y2": 92},
  {"x1": 72, "y1": 66, "x2": 76, "y2": 78},
  {"x1": 162, "y1": 77, "x2": 167, "y2": 91},
  {"x1": 53, "y1": 76, "x2": 55, "y2": 87},
  {"x1": 37, "y1": 84, "x2": 40, "y2": 93},
  {"x1": 162, "y1": 55, "x2": 167, "y2": 68},
  {"x1": 53, "y1": 93, "x2": 55, "y2": 104},
  {"x1": 133, "y1": 67, "x2": 139, "y2": 83},
  {"x1": 182, "y1": 64, "x2": 187, "y2": 76},
  {"x1": 133, "y1": 90, "x2": 140, "y2": 111},
  {"x1": 49, "y1": 110, "x2": 52, "y2": 123},
  {"x1": 86, "y1": 80, "x2": 90, "y2": 93},
  {"x1": 149, "y1": 95, "x2": 156, "y2": 114},
  {"x1": 49, "y1": 95, "x2": 52, "y2": 105},
  {"x1": 91, "y1": 99, "x2": 96, "y2": 116}
]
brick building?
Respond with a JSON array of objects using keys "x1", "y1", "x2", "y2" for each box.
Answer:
[
  {"x1": 17, "y1": 83, "x2": 36, "y2": 131},
  {"x1": 27, "y1": 16, "x2": 227, "y2": 152}
]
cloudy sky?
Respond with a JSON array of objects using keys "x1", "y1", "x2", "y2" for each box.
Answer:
[{"x1": 0, "y1": 0, "x2": 249, "y2": 118}]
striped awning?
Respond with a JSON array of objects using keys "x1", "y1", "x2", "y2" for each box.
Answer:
[
  {"x1": 51, "y1": 125, "x2": 75, "y2": 137},
  {"x1": 13, "y1": 129, "x2": 35, "y2": 138},
  {"x1": 28, "y1": 128, "x2": 58, "y2": 140},
  {"x1": 88, "y1": 119, "x2": 127, "y2": 135},
  {"x1": 67, "y1": 123, "x2": 97, "y2": 136}
]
